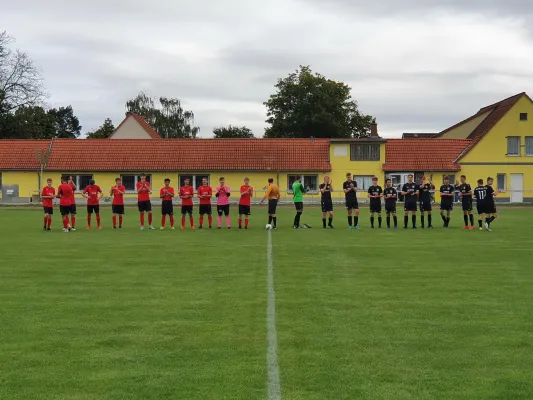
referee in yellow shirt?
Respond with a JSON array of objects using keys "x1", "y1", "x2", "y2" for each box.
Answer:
[{"x1": 261, "y1": 177, "x2": 280, "y2": 229}]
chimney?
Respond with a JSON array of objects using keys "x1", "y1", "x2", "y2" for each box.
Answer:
[{"x1": 370, "y1": 119, "x2": 379, "y2": 138}]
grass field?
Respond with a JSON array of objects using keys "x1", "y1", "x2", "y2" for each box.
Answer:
[{"x1": 1, "y1": 205, "x2": 533, "y2": 400}]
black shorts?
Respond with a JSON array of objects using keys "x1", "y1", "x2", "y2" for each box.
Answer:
[
  {"x1": 268, "y1": 199, "x2": 278, "y2": 215},
  {"x1": 404, "y1": 201, "x2": 417, "y2": 212},
  {"x1": 162, "y1": 200, "x2": 174, "y2": 215},
  {"x1": 112, "y1": 205, "x2": 125, "y2": 214},
  {"x1": 419, "y1": 201, "x2": 432, "y2": 212},
  {"x1": 43, "y1": 206, "x2": 54, "y2": 215},
  {"x1": 487, "y1": 204, "x2": 497, "y2": 214},
  {"x1": 385, "y1": 205, "x2": 397, "y2": 214},
  {"x1": 239, "y1": 205, "x2": 251, "y2": 215},
  {"x1": 217, "y1": 204, "x2": 230, "y2": 216},
  {"x1": 477, "y1": 204, "x2": 486, "y2": 215},
  {"x1": 321, "y1": 200, "x2": 333, "y2": 213},
  {"x1": 370, "y1": 201, "x2": 382, "y2": 213},
  {"x1": 60, "y1": 205, "x2": 75, "y2": 216},
  {"x1": 199, "y1": 204, "x2": 212, "y2": 215},
  {"x1": 138, "y1": 200, "x2": 152, "y2": 212},
  {"x1": 345, "y1": 198, "x2": 358, "y2": 210},
  {"x1": 294, "y1": 202, "x2": 303, "y2": 212},
  {"x1": 440, "y1": 202, "x2": 453, "y2": 211},
  {"x1": 87, "y1": 205, "x2": 100, "y2": 214},
  {"x1": 180, "y1": 205, "x2": 193, "y2": 215},
  {"x1": 462, "y1": 200, "x2": 473, "y2": 212}
]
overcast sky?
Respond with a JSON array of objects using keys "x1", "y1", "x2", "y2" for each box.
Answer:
[{"x1": 2, "y1": 0, "x2": 533, "y2": 137}]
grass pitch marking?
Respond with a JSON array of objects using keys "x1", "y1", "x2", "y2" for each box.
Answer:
[{"x1": 267, "y1": 229, "x2": 281, "y2": 400}]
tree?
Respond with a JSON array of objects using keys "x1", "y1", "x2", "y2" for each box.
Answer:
[
  {"x1": 0, "y1": 31, "x2": 46, "y2": 113},
  {"x1": 213, "y1": 125, "x2": 254, "y2": 138},
  {"x1": 87, "y1": 118, "x2": 115, "y2": 139},
  {"x1": 47, "y1": 105, "x2": 81, "y2": 138},
  {"x1": 263, "y1": 65, "x2": 374, "y2": 138},
  {"x1": 125, "y1": 92, "x2": 199, "y2": 138}
]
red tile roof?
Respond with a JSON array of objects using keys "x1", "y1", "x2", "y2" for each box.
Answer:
[
  {"x1": 0, "y1": 140, "x2": 52, "y2": 170},
  {"x1": 111, "y1": 113, "x2": 161, "y2": 139},
  {"x1": 4, "y1": 138, "x2": 330, "y2": 171},
  {"x1": 383, "y1": 139, "x2": 471, "y2": 171}
]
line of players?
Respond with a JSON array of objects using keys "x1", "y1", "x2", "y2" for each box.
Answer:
[
  {"x1": 40, "y1": 174, "x2": 282, "y2": 232},
  {"x1": 321, "y1": 172, "x2": 500, "y2": 231}
]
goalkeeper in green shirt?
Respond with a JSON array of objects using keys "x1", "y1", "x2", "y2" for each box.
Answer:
[{"x1": 292, "y1": 175, "x2": 308, "y2": 228}]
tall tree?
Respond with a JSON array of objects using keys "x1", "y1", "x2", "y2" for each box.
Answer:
[
  {"x1": 213, "y1": 125, "x2": 254, "y2": 138},
  {"x1": 0, "y1": 31, "x2": 46, "y2": 113},
  {"x1": 125, "y1": 92, "x2": 199, "y2": 138},
  {"x1": 47, "y1": 105, "x2": 81, "y2": 138},
  {"x1": 263, "y1": 65, "x2": 374, "y2": 138},
  {"x1": 87, "y1": 118, "x2": 115, "y2": 139}
]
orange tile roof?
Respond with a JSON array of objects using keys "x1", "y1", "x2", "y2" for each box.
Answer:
[
  {"x1": 39, "y1": 138, "x2": 331, "y2": 171},
  {"x1": 0, "y1": 139, "x2": 51, "y2": 170},
  {"x1": 111, "y1": 113, "x2": 161, "y2": 139},
  {"x1": 383, "y1": 139, "x2": 471, "y2": 171}
]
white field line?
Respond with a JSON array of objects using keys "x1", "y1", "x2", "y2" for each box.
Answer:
[{"x1": 267, "y1": 229, "x2": 281, "y2": 400}]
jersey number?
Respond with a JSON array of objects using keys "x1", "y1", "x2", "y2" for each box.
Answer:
[{"x1": 478, "y1": 190, "x2": 486, "y2": 200}]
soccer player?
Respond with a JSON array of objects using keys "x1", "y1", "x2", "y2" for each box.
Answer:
[
  {"x1": 419, "y1": 176, "x2": 434, "y2": 228},
  {"x1": 197, "y1": 177, "x2": 213, "y2": 229},
  {"x1": 401, "y1": 174, "x2": 419, "y2": 228},
  {"x1": 320, "y1": 176, "x2": 334, "y2": 228},
  {"x1": 67, "y1": 176, "x2": 77, "y2": 230},
  {"x1": 439, "y1": 176, "x2": 455, "y2": 228},
  {"x1": 458, "y1": 175, "x2": 475, "y2": 230},
  {"x1": 82, "y1": 179, "x2": 103, "y2": 230},
  {"x1": 484, "y1": 177, "x2": 501, "y2": 231},
  {"x1": 292, "y1": 175, "x2": 307, "y2": 229},
  {"x1": 179, "y1": 178, "x2": 194, "y2": 230},
  {"x1": 474, "y1": 179, "x2": 488, "y2": 230},
  {"x1": 216, "y1": 177, "x2": 231, "y2": 229},
  {"x1": 368, "y1": 176, "x2": 383, "y2": 228},
  {"x1": 57, "y1": 176, "x2": 75, "y2": 232},
  {"x1": 260, "y1": 177, "x2": 280, "y2": 229},
  {"x1": 110, "y1": 178, "x2": 125, "y2": 229},
  {"x1": 137, "y1": 173, "x2": 154, "y2": 230},
  {"x1": 41, "y1": 178, "x2": 55, "y2": 231},
  {"x1": 383, "y1": 178, "x2": 398, "y2": 229},
  {"x1": 343, "y1": 173, "x2": 359, "y2": 229},
  {"x1": 160, "y1": 178, "x2": 176, "y2": 230},
  {"x1": 239, "y1": 177, "x2": 254, "y2": 229}
]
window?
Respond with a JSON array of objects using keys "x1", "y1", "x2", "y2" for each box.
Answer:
[
  {"x1": 497, "y1": 174, "x2": 506, "y2": 191},
  {"x1": 287, "y1": 175, "x2": 318, "y2": 193},
  {"x1": 507, "y1": 136, "x2": 520, "y2": 156},
  {"x1": 179, "y1": 174, "x2": 209, "y2": 189},
  {"x1": 350, "y1": 144, "x2": 380, "y2": 161},
  {"x1": 520, "y1": 113, "x2": 528, "y2": 121},
  {"x1": 61, "y1": 174, "x2": 93, "y2": 191},
  {"x1": 354, "y1": 175, "x2": 374, "y2": 190},
  {"x1": 526, "y1": 137, "x2": 533, "y2": 156},
  {"x1": 120, "y1": 174, "x2": 152, "y2": 192}
]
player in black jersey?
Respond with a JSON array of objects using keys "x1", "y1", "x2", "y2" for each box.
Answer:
[
  {"x1": 474, "y1": 179, "x2": 487, "y2": 230},
  {"x1": 484, "y1": 177, "x2": 501, "y2": 231},
  {"x1": 319, "y1": 176, "x2": 334, "y2": 228},
  {"x1": 383, "y1": 178, "x2": 398, "y2": 229},
  {"x1": 439, "y1": 175, "x2": 455, "y2": 228},
  {"x1": 419, "y1": 176, "x2": 434, "y2": 228},
  {"x1": 343, "y1": 173, "x2": 359, "y2": 229},
  {"x1": 458, "y1": 175, "x2": 475, "y2": 229},
  {"x1": 367, "y1": 176, "x2": 383, "y2": 228},
  {"x1": 401, "y1": 174, "x2": 419, "y2": 228}
]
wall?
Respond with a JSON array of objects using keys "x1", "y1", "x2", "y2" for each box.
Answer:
[
  {"x1": 110, "y1": 116, "x2": 151, "y2": 139},
  {"x1": 1, "y1": 171, "x2": 40, "y2": 201},
  {"x1": 438, "y1": 111, "x2": 490, "y2": 139}
]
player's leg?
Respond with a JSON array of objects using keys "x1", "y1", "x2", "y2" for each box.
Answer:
[
  {"x1": 47, "y1": 208, "x2": 53, "y2": 230},
  {"x1": 70, "y1": 205, "x2": 77, "y2": 230},
  {"x1": 440, "y1": 208, "x2": 446, "y2": 226},
  {"x1": 199, "y1": 207, "x2": 204, "y2": 229},
  {"x1": 112, "y1": 207, "x2": 117, "y2": 229},
  {"x1": 328, "y1": 209, "x2": 334, "y2": 228},
  {"x1": 207, "y1": 206, "x2": 213, "y2": 228},
  {"x1": 224, "y1": 205, "x2": 231, "y2": 229},
  {"x1": 138, "y1": 202, "x2": 145, "y2": 229},
  {"x1": 347, "y1": 207, "x2": 353, "y2": 229},
  {"x1": 43, "y1": 208, "x2": 49, "y2": 231},
  {"x1": 446, "y1": 209, "x2": 451, "y2": 227},
  {"x1": 119, "y1": 207, "x2": 124, "y2": 228},
  {"x1": 378, "y1": 210, "x2": 382, "y2": 228},
  {"x1": 428, "y1": 209, "x2": 433, "y2": 228},
  {"x1": 87, "y1": 206, "x2": 92, "y2": 229},
  {"x1": 370, "y1": 210, "x2": 375, "y2": 228},
  {"x1": 188, "y1": 207, "x2": 194, "y2": 229},
  {"x1": 238, "y1": 205, "x2": 243, "y2": 229},
  {"x1": 463, "y1": 209, "x2": 469, "y2": 228},
  {"x1": 147, "y1": 205, "x2": 154, "y2": 229},
  {"x1": 95, "y1": 206, "x2": 101, "y2": 229},
  {"x1": 217, "y1": 206, "x2": 223, "y2": 228},
  {"x1": 411, "y1": 210, "x2": 417, "y2": 228},
  {"x1": 181, "y1": 206, "x2": 187, "y2": 230},
  {"x1": 404, "y1": 208, "x2": 409, "y2": 228},
  {"x1": 353, "y1": 202, "x2": 360, "y2": 228},
  {"x1": 321, "y1": 203, "x2": 327, "y2": 228},
  {"x1": 161, "y1": 207, "x2": 167, "y2": 230},
  {"x1": 386, "y1": 211, "x2": 391, "y2": 228},
  {"x1": 469, "y1": 210, "x2": 475, "y2": 228},
  {"x1": 244, "y1": 207, "x2": 250, "y2": 229},
  {"x1": 393, "y1": 210, "x2": 398, "y2": 229},
  {"x1": 420, "y1": 208, "x2": 425, "y2": 229}
]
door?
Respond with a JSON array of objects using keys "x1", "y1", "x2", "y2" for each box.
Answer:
[{"x1": 510, "y1": 174, "x2": 523, "y2": 203}]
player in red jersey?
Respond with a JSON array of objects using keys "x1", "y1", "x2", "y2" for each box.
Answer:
[
  {"x1": 160, "y1": 178, "x2": 176, "y2": 230},
  {"x1": 136, "y1": 173, "x2": 154, "y2": 230},
  {"x1": 179, "y1": 178, "x2": 195, "y2": 230},
  {"x1": 57, "y1": 176, "x2": 75, "y2": 232},
  {"x1": 41, "y1": 178, "x2": 56, "y2": 231},
  {"x1": 67, "y1": 175, "x2": 77, "y2": 230},
  {"x1": 83, "y1": 179, "x2": 103, "y2": 230},
  {"x1": 197, "y1": 177, "x2": 213, "y2": 229},
  {"x1": 238, "y1": 177, "x2": 254, "y2": 229},
  {"x1": 110, "y1": 177, "x2": 126, "y2": 229}
]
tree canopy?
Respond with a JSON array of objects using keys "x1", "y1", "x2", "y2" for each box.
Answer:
[
  {"x1": 213, "y1": 125, "x2": 254, "y2": 138},
  {"x1": 264, "y1": 65, "x2": 374, "y2": 138},
  {"x1": 87, "y1": 118, "x2": 115, "y2": 139}
]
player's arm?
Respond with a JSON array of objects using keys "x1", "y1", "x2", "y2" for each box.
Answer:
[
  {"x1": 320, "y1": 184, "x2": 326, "y2": 194},
  {"x1": 379, "y1": 188, "x2": 384, "y2": 198},
  {"x1": 261, "y1": 186, "x2": 272, "y2": 203},
  {"x1": 343, "y1": 184, "x2": 351, "y2": 194},
  {"x1": 161, "y1": 189, "x2": 166, "y2": 199},
  {"x1": 367, "y1": 187, "x2": 373, "y2": 198},
  {"x1": 82, "y1": 187, "x2": 89, "y2": 198},
  {"x1": 401, "y1": 185, "x2": 408, "y2": 195},
  {"x1": 300, "y1": 183, "x2": 307, "y2": 194},
  {"x1": 97, "y1": 187, "x2": 103, "y2": 200}
]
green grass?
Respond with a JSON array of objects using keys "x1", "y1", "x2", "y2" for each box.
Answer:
[{"x1": 1, "y1": 206, "x2": 532, "y2": 400}]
